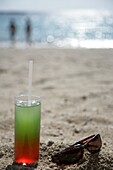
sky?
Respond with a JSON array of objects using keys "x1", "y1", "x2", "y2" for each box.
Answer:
[{"x1": 0, "y1": 0, "x2": 113, "y2": 12}]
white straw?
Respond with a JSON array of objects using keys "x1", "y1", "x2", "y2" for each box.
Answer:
[{"x1": 28, "y1": 60, "x2": 33, "y2": 106}]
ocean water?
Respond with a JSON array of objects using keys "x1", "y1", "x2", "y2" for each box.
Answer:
[{"x1": 0, "y1": 10, "x2": 113, "y2": 48}]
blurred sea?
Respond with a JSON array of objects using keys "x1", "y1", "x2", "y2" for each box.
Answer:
[{"x1": 0, "y1": 10, "x2": 113, "y2": 48}]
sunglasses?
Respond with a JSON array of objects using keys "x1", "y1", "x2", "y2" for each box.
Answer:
[{"x1": 51, "y1": 134, "x2": 102, "y2": 165}]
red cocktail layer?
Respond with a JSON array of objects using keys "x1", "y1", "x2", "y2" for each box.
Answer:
[{"x1": 15, "y1": 138, "x2": 39, "y2": 164}]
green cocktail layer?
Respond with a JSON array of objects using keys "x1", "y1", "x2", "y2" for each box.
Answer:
[
  {"x1": 15, "y1": 102, "x2": 41, "y2": 163},
  {"x1": 15, "y1": 103, "x2": 41, "y2": 138}
]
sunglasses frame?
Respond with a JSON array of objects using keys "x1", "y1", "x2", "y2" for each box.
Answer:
[{"x1": 52, "y1": 134, "x2": 102, "y2": 165}]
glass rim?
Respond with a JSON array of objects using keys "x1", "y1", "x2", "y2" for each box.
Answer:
[{"x1": 15, "y1": 94, "x2": 41, "y2": 103}]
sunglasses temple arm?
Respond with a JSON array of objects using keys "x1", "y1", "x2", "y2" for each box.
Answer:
[{"x1": 72, "y1": 134, "x2": 96, "y2": 146}]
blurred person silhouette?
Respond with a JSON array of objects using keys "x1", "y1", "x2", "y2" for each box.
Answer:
[
  {"x1": 9, "y1": 19, "x2": 16, "y2": 44},
  {"x1": 25, "y1": 18, "x2": 32, "y2": 44}
]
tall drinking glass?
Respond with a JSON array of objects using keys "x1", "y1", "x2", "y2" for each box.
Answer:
[{"x1": 14, "y1": 95, "x2": 41, "y2": 165}]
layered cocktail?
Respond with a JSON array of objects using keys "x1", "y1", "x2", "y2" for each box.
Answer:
[{"x1": 15, "y1": 95, "x2": 41, "y2": 165}]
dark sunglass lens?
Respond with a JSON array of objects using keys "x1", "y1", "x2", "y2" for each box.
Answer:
[
  {"x1": 87, "y1": 134, "x2": 102, "y2": 153},
  {"x1": 51, "y1": 146, "x2": 84, "y2": 165}
]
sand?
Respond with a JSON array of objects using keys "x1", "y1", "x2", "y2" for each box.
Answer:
[{"x1": 0, "y1": 48, "x2": 113, "y2": 169}]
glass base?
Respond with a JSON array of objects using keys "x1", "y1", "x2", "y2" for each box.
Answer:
[{"x1": 12, "y1": 161, "x2": 38, "y2": 168}]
